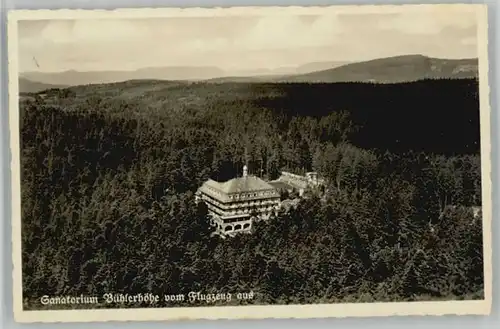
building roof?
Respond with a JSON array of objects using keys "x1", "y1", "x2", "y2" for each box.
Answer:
[
  {"x1": 219, "y1": 176, "x2": 276, "y2": 194},
  {"x1": 198, "y1": 175, "x2": 279, "y2": 202},
  {"x1": 204, "y1": 179, "x2": 224, "y2": 190}
]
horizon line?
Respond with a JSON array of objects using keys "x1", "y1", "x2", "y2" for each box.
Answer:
[{"x1": 18, "y1": 54, "x2": 479, "y2": 74}]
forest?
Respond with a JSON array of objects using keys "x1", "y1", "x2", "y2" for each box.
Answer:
[{"x1": 19, "y1": 78, "x2": 484, "y2": 309}]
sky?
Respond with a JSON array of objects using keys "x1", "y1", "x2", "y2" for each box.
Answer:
[{"x1": 17, "y1": 9, "x2": 479, "y2": 73}]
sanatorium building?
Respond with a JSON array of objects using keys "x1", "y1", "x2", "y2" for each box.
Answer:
[{"x1": 195, "y1": 165, "x2": 324, "y2": 238}]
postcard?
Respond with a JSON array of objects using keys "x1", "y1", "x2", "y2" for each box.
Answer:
[{"x1": 8, "y1": 4, "x2": 492, "y2": 323}]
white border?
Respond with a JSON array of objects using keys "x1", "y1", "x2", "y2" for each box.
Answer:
[{"x1": 7, "y1": 4, "x2": 492, "y2": 323}]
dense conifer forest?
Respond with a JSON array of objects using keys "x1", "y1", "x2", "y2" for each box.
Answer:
[{"x1": 19, "y1": 78, "x2": 484, "y2": 309}]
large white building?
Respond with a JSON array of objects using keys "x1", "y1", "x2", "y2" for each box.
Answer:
[{"x1": 195, "y1": 165, "x2": 281, "y2": 238}]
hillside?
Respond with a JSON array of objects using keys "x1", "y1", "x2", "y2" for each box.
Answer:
[
  {"x1": 20, "y1": 66, "x2": 226, "y2": 87},
  {"x1": 206, "y1": 62, "x2": 349, "y2": 83},
  {"x1": 19, "y1": 56, "x2": 476, "y2": 86},
  {"x1": 18, "y1": 77, "x2": 67, "y2": 93},
  {"x1": 19, "y1": 63, "x2": 351, "y2": 86},
  {"x1": 295, "y1": 61, "x2": 349, "y2": 74},
  {"x1": 206, "y1": 75, "x2": 285, "y2": 83},
  {"x1": 279, "y1": 55, "x2": 478, "y2": 83},
  {"x1": 21, "y1": 78, "x2": 481, "y2": 156}
]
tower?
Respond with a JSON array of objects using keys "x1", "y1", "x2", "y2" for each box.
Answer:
[{"x1": 243, "y1": 145, "x2": 249, "y2": 178}]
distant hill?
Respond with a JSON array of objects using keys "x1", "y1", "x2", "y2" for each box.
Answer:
[
  {"x1": 19, "y1": 56, "x2": 478, "y2": 87},
  {"x1": 228, "y1": 63, "x2": 348, "y2": 77},
  {"x1": 278, "y1": 55, "x2": 478, "y2": 83},
  {"x1": 206, "y1": 75, "x2": 285, "y2": 83},
  {"x1": 19, "y1": 62, "x2": 351, "y2": 86},
  {"x1": 206, "y1": 62, "x2": 348, "y2": 83},
  {"x1": 21, "y1": 66, "x2": 226, "y2": 87},
  {"x1": 230, "y1": 67, "x2": 295, "y2": 77},
  {"x1": 18, "y1": 77, "x2": 67, "y2": 93},
  {"x1": 295, "y1": 61, "x2": 349, "y2": 74}
]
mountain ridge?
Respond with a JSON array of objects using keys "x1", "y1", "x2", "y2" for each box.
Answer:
[
  {"x1": 18, "y1": 55, "x2": 479, "y2": 92},
  {"x1": 18, "y1": 77, "x2": 68, "y2": 93},
  {"x1": 20, "y1": 66, "x2": 225, "y2": 87},
  {"x1": 277, "y1": 55, "x2": 478, "y2": 83}
]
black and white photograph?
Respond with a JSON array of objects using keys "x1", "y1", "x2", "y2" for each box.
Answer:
[{"x1": 8, "y1": 4, "x2": 491, "y2": 323}]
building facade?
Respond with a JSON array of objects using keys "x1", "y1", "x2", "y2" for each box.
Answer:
[
  {"x1": 196, "y1": 166, "x2": 281, "y2": 238},
  {"x1": 270, "y1": 171, "x2": 325, "y2": 196}
]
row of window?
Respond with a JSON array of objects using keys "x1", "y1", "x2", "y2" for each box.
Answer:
[
  {"x1": 218, "y1": 223, "x2": 251, "y2": 232},
  {"x1": 222, "y1": 217, "x2": 251, "y2": 224},
  {"x1": 201, "y1": 193, "x2": 279, "y2": 210},
  {"x1": 210, "y1": 217, "x2": 251, "y2": 226},
  {"x1": 228, "y1": 190, "x2": 278, "y2": 200},
  {"x1": 202, "y1": 185, "x2": 279, "y2": 200},
  {"x1": 207, "y1": 202, "x2": 276, "y2": 218},
  {"x1": 226, "y1": 207, "x2": 276, "y2": 215}
]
